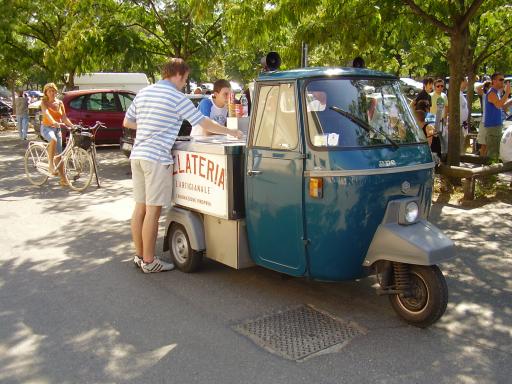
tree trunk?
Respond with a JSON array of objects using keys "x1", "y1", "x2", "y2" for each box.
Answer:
[
  {"x1": 9, "y1": 77, "x2": 16, "y2": 115},
  {"x1": 446, "y1": 27, "x2": 469, "y2": 166},
  {"x1": 63, "y1": 69, "x2": 75, "y2": 91}
]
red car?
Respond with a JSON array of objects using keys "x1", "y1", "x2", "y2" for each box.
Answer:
[{"x1": 62, "y1": 89, "x2": 136, "y2": 145}]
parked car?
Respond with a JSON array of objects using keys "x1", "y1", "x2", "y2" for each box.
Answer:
[
  {"x1": 200, "y1": 83, "x2": 214, "y2": 92},
  {"x1": 0, "y1": 99, "x2": 13, "y2": 117},
  {"x1": 62, "y1": 89, "x2": 136, "y2": 145},
  {"x1": 399, "y1": 77, "x2": 423, "y2": 97},
  {"x1": 24, "y1": 90, "x2": 43, "y2": 99},
  {"x1": 120, "y1": 94, "x2": 205, "y2": 157},
  {"x1": 0, "y1": 86, "x2": 11, "y2": 99},
  {"x1": 505, "y1": 112, "x2": 512, "y2": 130}
]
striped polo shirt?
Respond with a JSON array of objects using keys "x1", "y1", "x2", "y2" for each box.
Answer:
[{"x1": 126, "y1": 80, "x2": 205, "y2": 164}]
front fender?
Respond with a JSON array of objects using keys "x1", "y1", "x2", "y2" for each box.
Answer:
[{"x1": 362, "y1": 220, "x2": 455, "y2": 267}]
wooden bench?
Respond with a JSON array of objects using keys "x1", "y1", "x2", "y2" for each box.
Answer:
[{"x1": 437, "y1": 155, "x2": 512, "y2": 200}]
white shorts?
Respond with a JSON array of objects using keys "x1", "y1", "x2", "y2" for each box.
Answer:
[{"x1": 131, "y1": 159, "x2": 173, "y2": 207}]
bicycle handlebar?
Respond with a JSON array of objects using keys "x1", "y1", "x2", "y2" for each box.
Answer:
[{"x1": 66, "y1": 121, "x2": 106, "y2": 141}]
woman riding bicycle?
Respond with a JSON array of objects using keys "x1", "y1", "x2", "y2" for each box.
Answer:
[{"x1": 40, "y1": 83, "x2": 73, "y2": 186}]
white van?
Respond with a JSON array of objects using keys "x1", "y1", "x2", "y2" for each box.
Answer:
[{"x1": 73, "y1": 73, "x2": 150, "y2": 93}]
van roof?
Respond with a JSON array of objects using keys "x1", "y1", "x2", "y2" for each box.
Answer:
[
  {"x1": 74, "y1": 73, "x2": 149, "y2": 85},
  {"x1": 63, "y1": 89, "x2": 137, "y2": 97},
  {"x1": 257, "y1": 67, "x2": 396, "y2": 81}
]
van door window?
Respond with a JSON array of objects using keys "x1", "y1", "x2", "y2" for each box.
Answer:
[
  {"x1": 118, "y1": 93, "x2": 135, "y2": 112},
  {"x1": 252, "y1": 83, "x2": 298, "y2": 150}
]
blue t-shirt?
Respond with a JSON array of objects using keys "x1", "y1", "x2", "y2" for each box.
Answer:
[
  {"x1": 484, "y1": 88, "x2": 503, "y2": 127},
  {"x1": 197, "y1": 97, "x2": 227, "y2": 126}
]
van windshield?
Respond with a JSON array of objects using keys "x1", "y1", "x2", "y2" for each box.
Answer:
[{"x1": 305, "y1": 78, "x2": 424, "y2": 148}]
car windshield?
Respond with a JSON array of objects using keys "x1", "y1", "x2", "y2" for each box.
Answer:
[{"x1": 305, "y1": 78, "x2": 424, "y2": 148}]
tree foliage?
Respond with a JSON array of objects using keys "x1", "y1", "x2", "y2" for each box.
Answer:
[{"x1": 1, "y1": 1, "x2": 511, "y2": 103}]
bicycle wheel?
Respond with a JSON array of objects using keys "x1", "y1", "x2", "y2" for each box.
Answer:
[
  {"x1": 64, "y1": 147, "x2": 94, "y2": 192},
  {"x1": 24, "y1": 143, "x2": 49, "y2": 186}
]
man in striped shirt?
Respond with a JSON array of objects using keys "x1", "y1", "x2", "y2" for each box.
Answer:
[{"x1": 123, "y1": 58, "x2": 243, "y2": 273}]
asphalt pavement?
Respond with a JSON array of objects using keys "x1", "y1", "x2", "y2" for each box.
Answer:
[{"x1": 0, "y1": 129, "x2": 511, "y2": 384}]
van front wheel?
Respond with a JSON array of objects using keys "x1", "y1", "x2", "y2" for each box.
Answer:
[
  {"x1": 389, "y1": 264, "x2": 448, "y2": 328},
  {"x1": 168, "y1": 223, "x2": 203, "y2": 273}
]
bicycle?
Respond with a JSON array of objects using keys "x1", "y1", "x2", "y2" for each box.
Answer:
[{"x1": 24, "y1": 121, "x2": 105, "y2": 192}]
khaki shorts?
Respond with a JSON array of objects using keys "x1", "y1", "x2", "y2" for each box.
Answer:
[
  {"x1": 477, "y1": 123, "x2": 486, "y2": 145},
  {"x1": 486, "y1": 125, "x2": 503, "y2": 161},
  {"x1": 131, "y1": 159, "x2": 173, "y2": 206}
]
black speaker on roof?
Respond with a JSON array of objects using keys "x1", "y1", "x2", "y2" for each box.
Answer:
[{"x1": 261, "y1": 52, "x2": 281, "y2": 72}]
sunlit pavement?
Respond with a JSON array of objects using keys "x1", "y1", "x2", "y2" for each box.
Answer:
[{"x1": 1, "y1": 129, "x2": 511, "y2": 384}]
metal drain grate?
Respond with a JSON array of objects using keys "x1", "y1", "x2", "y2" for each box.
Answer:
[{"x1": 233, "y1": 304, "x2": 365, "y2": 361}]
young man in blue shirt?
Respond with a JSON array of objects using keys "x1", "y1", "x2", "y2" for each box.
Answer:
[{"x1": 191, "y1": 79, "x2": 232, "y2": 136}]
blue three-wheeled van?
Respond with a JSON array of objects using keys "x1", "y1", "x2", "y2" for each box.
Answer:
[{"x1": 165, "y1": 60, "x2": 455, "y2": 328}]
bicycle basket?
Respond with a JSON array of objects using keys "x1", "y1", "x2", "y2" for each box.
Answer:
[{"x1": 73, "y1": 131, "x2": 92, "y2": 150}]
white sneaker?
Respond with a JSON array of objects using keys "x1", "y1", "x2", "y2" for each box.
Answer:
[
  {"x1": 141, "y1": 257, "x2": 175, "y2": 273},
  {"x1": 133, "y1": 255, "x2": 142, "y2": 268}
]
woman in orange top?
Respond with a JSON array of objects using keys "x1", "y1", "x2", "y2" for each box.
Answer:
[{"x1": 40, "y1": 83, "x2": 73, "y2": 185}]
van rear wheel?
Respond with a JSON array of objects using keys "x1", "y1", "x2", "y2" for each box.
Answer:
[
  {"x1": 168, "y1": 223, "x2": 203, "y2": 273},
  {"x1": 389, "y1": 264, "x2": 448, "y2": 328}
]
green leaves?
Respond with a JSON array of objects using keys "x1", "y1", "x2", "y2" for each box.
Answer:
[{"x1": 1, "y1": 0, "x2": 511, "y2": 91}]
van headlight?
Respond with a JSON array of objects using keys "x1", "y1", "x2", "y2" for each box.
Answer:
[{"x1": 403, "y1": 201, "x2": 419, "y2": 224}]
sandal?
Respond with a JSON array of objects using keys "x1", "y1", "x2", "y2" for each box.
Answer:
[{"x1": 59, "y1": 179, "x2": 70, "y2": 187}]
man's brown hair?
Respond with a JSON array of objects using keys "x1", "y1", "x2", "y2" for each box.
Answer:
[
  {"x1": 161, "y1": 58, "x2": 190, "y2": 79},
  {"x1": 491, "y1": 72, "x2": 504, "y2": 81},
  {"x1": 422, "y1": 77, "x2": 434, "y2": 86},
  {"x1": 416, "y1": 99, "x2": 430, "y2": 112}
]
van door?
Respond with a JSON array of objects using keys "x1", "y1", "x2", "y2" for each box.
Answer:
[{"x1": 245, "y1": 83, "x2": 307, "y2": 276}]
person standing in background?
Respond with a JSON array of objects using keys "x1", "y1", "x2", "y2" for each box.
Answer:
[
  {"x1": 430, "y1": 79, "x2": 449, "y2": 157},
  {"x1": 484, "y1": 73, "x2": 512, "y2": 160},
  {"x1": 411, "y1": 77, "x2": 434, "y2": 111},
  {"x1": 476, "y1": 80, "x2": 491, "y2": 157},
  {"x1": 191, "y1": 79, "x2": 234, "y2": 136},
  {"x1": 415, "y1": 100, "x2": 441, "y2": 160},
  {"x1": 459, "y1": 77, "x2": 469, "y2": 152},
  {"x1": 15, "y1": 91, "x2": 29, "y2": 140}
]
